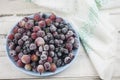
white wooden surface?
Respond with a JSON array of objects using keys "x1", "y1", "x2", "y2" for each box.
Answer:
[{"x1": 0, "y1": 0, "x2": 120, "y2": 80}]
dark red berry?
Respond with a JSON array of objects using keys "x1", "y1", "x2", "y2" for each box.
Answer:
[
  {"x1": 8, "y1": 33, "x2": 14, "y2": 40},
  {"x1": 17, "y1": 60, "x2": 24, "y2": 67},
  {"x1": 31, "y1": 33, "x2": 37, "y2": 39}
]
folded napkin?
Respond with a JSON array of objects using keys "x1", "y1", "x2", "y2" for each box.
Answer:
[{"x1": 31, "y1": 0, "x2": 117, "y2": 80}]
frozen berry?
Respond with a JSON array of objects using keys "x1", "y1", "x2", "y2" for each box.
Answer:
[
  {"x1": 21, "y1": 55, "x2": 30, "y2": 64},
  {"x1": 57, "y1": 29, "x2": 62, "y2": 34},
  {"x1": 50, "y1": 63, "x2": 57, "y2": 72},
  {"x1": 57, "y1": 52, "x2": 62, "y2": 57},
  {"x1": 49, "y1": 13, "x2": 56, "y2": 21},
  {"x1": 63, "y1": 49, "x2": 69, "y2": 54},
  {"x1": 43, "y1": 36, "x2": 48, "y2": 42},
  {"x1": 60, "y1": 34, "x2": 65, "y2": 40},
  {"x1": 17, "y1": 60, "x2": 24, "y2": 67},
  {"x1": 33, "y1": 26, "x2": 40, "y2": 32},
  {"x1": 42, "y1": 51, "x2": 48, "y2": 56},
  {"x1": 39, "y1": 46, "x2": 43, "y2": 52},
  {"x1": 18, "y1": 28, "x2": 25, "y2": 33},
  {"x1": 9, "y1": 50, "x2": 16, "y2": 56},
  {"x1": 31, "y1": 54, "x2": 38, "y2": 62},
  {"x1": 64, "y1": 56, "x2": 71, "y2": 64},
  {"x1": 56, "y1": 59, "x2": 62, "y2": 67},
  {"x1": 54, "y1": 39, "x2": 59, "y2": 46},
  {"x1": 34, "y1": 13, "x2": 41, "y2": 21},
  {"x1": 39, "y1": 60, "x2": 44, "y2": 65},
  {"x1": 65, "y1": 43, "x2": 73, "y2": 51},
  {"x1": 44, "y1": 62, "x2": 51, "y2": 70},
  {"x1": 37, "y1": 30, "x2": 45, "y2": 37},
  {"x1": 38, "y1": 20, "x2": 46, "y2": 28},
  {"x1": 45, "y1": 18, "x2": 52, "y2": 26},
  {"x1": 50, "y1": 25, "x2": 56, "y2": 33},
  {"x1": 59, "y1": 40, "x2": 63, "y2": 44},
  {"x1": 36, "y1": 51, "x2": 41, "y2": 56},
  {"x1": 62, "y1": 27, "x2": 68, "y2": 34},
  {"x1": 40, "y1": 54, "x2": 47, "y2": 61},
  {"x1": 18, "y1": 39, "x2": 24, "y2": 46},
  {"x1": 13, "y1": 26, "x2": 19, "y2": 34},
  {"x1": 44, "y1": 44, "x2": 49, "y2": 51},
  {"x1": 18, "y1": 52, "x2": 23, "y2": 59},
  {"x1": 66, "y1": 30, "x2": 74, "y2": 38},
  {"x1": 14, "y1": 33, "x2": 21, "y2": 40},
  {"x1": 26, "y1": 31, "x2": 31, "y2": 36},
  {"x1": 22, "y1": 35, "x2": 29, "y2": 41},
  {"x1": 37, "y1": 65, "x2": 44, "y2": 74},
  {"x1": 69, "y1": 53, "x2": 74, "y2": 59},
  {"x1": 9, "y1": 43, "x2": 15, "y2": 50},
  {"x1": 47, "y1": 57, "x2": 52, "y2": 63},
  {"x1": 15, "y1": 46, "x2": 21, "y2": 53},
  {"x1": 49, "y1": 40, "x2": 54, "y2": 44},
  {"x1": 49, "y1": 45, "x2": 55, "y2": 51},
  {"x1": 31, "y1": 33, "x2": 37, "y2": 39},
  {"x1": 30, "y1": 43, "x2": 37, "y2": 50},
  {"x1": 67, "y1": 37, "x2": 75, "y2": 44},
  {"x1": 47, "y1": 33, "x2": 53, "y2": 39},
  {"x1": 49, "y1": 51, "x2": 55, "y2": 57},
  {"x1": 8, "y1": 33, "x2": 14, "y2": 40},
  {"x1": 35, "y1": 37, "x2": 45, "y2": 46},
  {"x1": 25, "y1": 20, "x2": 33, "y2": 29},
  {"x1": 24, "y1": 64, "x2": 32, "y2": 71}
]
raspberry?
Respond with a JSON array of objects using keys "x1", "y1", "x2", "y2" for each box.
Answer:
[{"x1": 8, "y1": 33, "x2": 14, "y2": 40}]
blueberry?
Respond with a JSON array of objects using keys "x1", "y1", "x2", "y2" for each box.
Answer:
[
  {"x1": 39, "y1": 46, "x2": 43, "y2": 52},
  {"x1": 15, "y1": 46, "x2": 21, "y2": 53},
  {"x1": 49, "y1": 45, "x2": 55, "y2": 51},
  {"x1": 44, "y1": 62, "x2": 51, "y2": 70},
  {"x1": 57, "y1": 52, "x2": 62, "y2": 57},
  {"x1": 64, "y1": 57, "x2": 71, "y2": 64},
  {"x1": 56, "y1": 59, "x2": 62, "y2": 67},
  {"x1": 50, "y1": 25, "x2": 56, "y2": 33},
  {"x1": 18, "y1": 39, "x2": 24, "y2": 46},
  {"x1": 14, "y1": 33, "x2": 21, "y2": 40},
  {"x1": 62, "y1": 27, "x2": 68, "y2": 34},
  {"x1": 22, "y1": 35, "x2": 29, "y2": 41},
  {"x1": 29, "y1": 43, "x2": 37, "y2": 50},
  {"x1": 40, "y1": 54, "x2": 47, "y2": 61},
  {"x1": 49, "y1": 51, "x2": 55, "y2": 57},
  {"x1": 37, "y1": 30, "x2": 45, "y2": 37},
  {"x1": 43, "y1": 44, "x2": 49, "y2": 51}
]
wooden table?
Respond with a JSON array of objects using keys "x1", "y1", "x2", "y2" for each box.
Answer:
[{"x1": 0, "y1": 0, "x2": 120, "y2": 80}]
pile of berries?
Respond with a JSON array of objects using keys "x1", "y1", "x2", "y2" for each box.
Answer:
[{"x1": 7, "y1": 12, "x2": 79, "y2": 74}]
